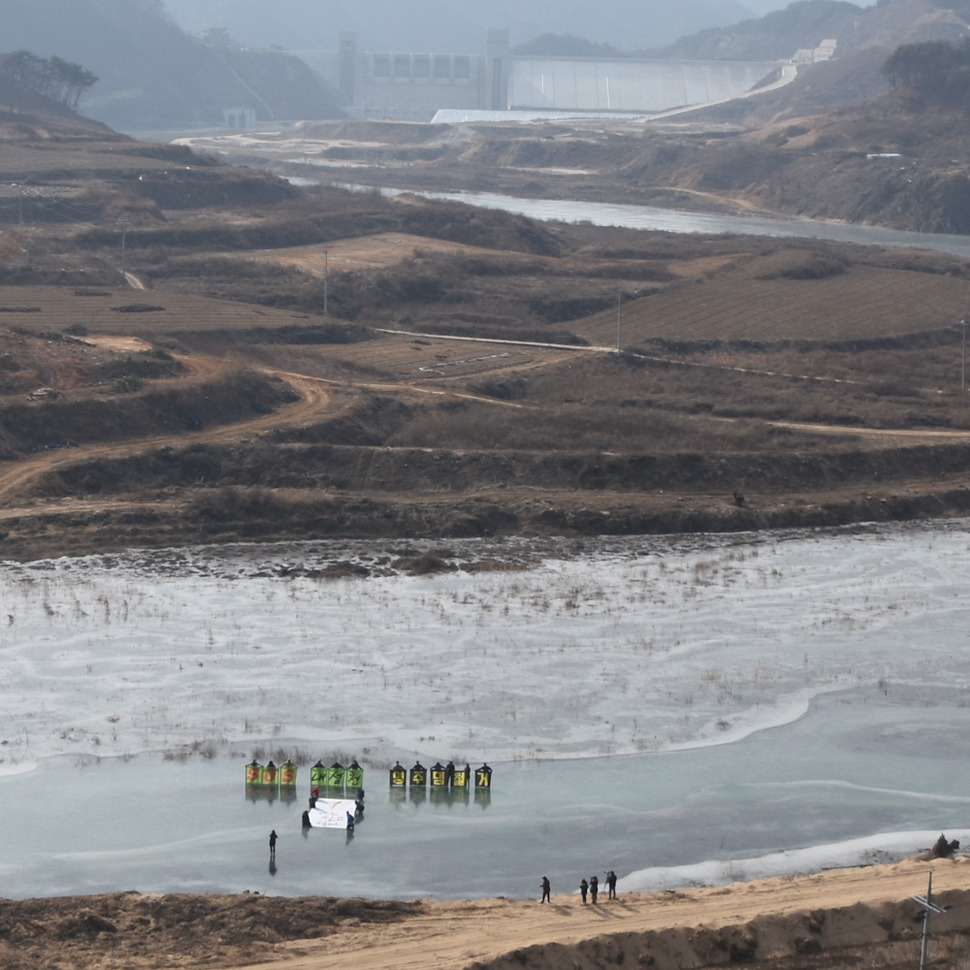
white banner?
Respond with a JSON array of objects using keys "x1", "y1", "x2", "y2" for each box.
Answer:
[{"x1": 308, "y1": 798, "x2": 356, "y2": 829}]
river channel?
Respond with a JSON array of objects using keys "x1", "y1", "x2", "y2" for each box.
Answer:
[{"x1": 369, "y1": 186, "x2": 970, "y2": 258}]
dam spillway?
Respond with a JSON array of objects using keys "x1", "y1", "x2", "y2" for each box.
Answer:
[{"x1": 508, "y1": 56, "x2": 783, "y2": 113}]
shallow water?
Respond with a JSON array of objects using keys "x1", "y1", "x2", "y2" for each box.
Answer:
[
  {"x1": 3, "y1": 684, "x2": 968, "y2": 901},
  {"x1": 339, "y1": 184, "x2": 970, "y2": 257}
]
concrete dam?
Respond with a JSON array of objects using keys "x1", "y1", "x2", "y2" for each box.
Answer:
[
  {"x1": 508, "y1": 57, "x2": 782, "y2": 113},
  {"x1": 297, "y1": 30, "x2": 793, "y2": 120}
]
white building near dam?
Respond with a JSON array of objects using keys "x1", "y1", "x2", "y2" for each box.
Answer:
[{"x1": 294, "y1": 29, "x2": 818, "y2": 122}]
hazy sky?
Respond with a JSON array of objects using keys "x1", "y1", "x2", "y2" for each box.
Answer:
[{"x1": 158, "y1": 0, "x2": 845, "y2": 53}]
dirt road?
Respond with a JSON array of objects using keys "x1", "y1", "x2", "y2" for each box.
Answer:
[
  {"x1": 0, "y1": 357, "x2": 338, "y2": 508},
  {"x1": 4, "y1": 324, "x2": 970, "y2": 560},
  {"x1": 236, "y1": 857, "x2": 970, "y2": 970},
  {"x1": 12, "y1": 857, "x2": 967, "y2": 970}
]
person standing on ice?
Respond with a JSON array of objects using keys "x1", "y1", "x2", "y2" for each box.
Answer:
[
  {"x1": 268, "y1": 829, "x2": 277, "y2": 860},
  {"x1": 540, "y1": 876, "x2": 551, "y2": 903}
]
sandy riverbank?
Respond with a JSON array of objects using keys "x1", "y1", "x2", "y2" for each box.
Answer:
[{"x1": 4, "y1": 856, "x2": 970, "y2": 970}]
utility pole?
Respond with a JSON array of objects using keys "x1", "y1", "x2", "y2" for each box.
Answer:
[
  {"x1": 911, "y1": 870, "x2": 949, "y2": 970},
  {"x1": 116, "y1": 218, "x2": 131, "y2": 280},
  {"x1": 616, "y1": 284, "x2": 621, "y2": 356},
  {"x1": 961, "y1": 317, "x2": 967, "y2": 392}
]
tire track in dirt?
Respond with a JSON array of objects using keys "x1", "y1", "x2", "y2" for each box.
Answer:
[
  {"x1": 0, "y1": 357, "x2": 337, "y2": 508},
  {"x1": 379, "y1": 328, "x2": 970, "y2": 444},
  {"x1": 2, "y1": 332, "x2": 969, "y2": 529},
  {"x1": 0, "y1": 344, "x2": 548, "y2": 515},
  {"x1": 768, "y1": 420, "x2": 970, "y2": 441}
]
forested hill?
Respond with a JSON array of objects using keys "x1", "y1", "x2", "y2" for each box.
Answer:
[{"x1": 4, "y1": 0, "x2": 345, "y2": 132}]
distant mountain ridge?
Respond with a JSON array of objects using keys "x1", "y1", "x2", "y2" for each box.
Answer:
[
  {"x1": 656, "y1": 0, "x2": 970, "y2": 59},
  {"x1": 4, "y1": 0, "x2": 345, "y2": 131},
  {"x1": 671, "y1": 0, "x2": 970, "y2": 123},
  {"x1": 5, "y1": 0, "x2": 969, "y2": 134},
  {"x1": 157, "y1": 0, "x2": 757, "y2": 53}
]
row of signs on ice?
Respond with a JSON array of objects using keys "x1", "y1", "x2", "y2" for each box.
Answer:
[
  {"x1": 245, "y1": 759, "x2": 364, "y2": 790},
  {"x1": 389, "y1": 761, "x2": 492, "y2": 789},
  {"x1": 245, "y1": 758, "x2": 494, "y2": 790}
]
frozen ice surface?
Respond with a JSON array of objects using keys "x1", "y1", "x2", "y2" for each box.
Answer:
[
  {"x1": 1, "y1": 520, "x2": 969, "y2": 898},
  {"x1": 1, "y1": 686, "x2": 968, "y2": 900}
]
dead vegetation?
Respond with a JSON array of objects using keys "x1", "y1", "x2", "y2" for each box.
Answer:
[
  {"x1": 0, "y1": 891, "x2": 419, "y2": 970},
  {"x1": 4, "y1": 215, "x2": 970, "y2": 559},
  {"x1": 3, "y1": 875, "x2": 970, "y2": 970},
  {"x1": 1, "y1": 111, "x2": 970, "y2": 559}
]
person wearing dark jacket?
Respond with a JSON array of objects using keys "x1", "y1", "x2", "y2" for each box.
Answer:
[
  {"x1": 606, "y1": 870, "x2": 617, "y2": 898},
  {"x1": 579, "y1": 878, "x2": 589, "y2": 904}
]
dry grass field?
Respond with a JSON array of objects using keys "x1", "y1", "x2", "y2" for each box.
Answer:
[{"x1": 3, "y1": 109, "x2": 970, "y2": 558}]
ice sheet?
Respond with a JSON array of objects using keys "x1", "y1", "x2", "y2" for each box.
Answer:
[{"x1": 1, "y1": 521, "x2": 969, "y2": 897}]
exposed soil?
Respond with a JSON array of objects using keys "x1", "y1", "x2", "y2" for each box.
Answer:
[
  {"x1": 4, "y1": 216, "x2": 970, "y2": 560},
  {"x1": 4, "y1": 857, "x2": 970, "y2": 970}
]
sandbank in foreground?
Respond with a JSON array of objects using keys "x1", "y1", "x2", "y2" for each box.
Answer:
[{"x1": 5, "y1": 856, "x2": 970, "y2": 970}]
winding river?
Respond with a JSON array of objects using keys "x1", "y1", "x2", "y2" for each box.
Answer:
[{"x1": 375, "y1": 186, "x2": 970, "y2": 257}]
